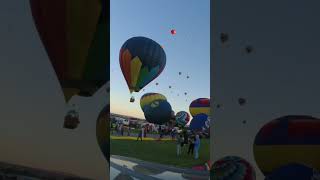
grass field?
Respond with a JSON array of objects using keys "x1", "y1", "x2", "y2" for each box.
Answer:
[{"x1": 110, "y1": 138, "x2": 210, "y2": 168}]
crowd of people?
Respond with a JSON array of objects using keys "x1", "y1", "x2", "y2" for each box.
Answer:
[
  {"x1": 176, "y1": 131, "x2": 201, "y2": 159},
  {"x1": 112, "y1": 123, "x2": 202, "y2": 160}
]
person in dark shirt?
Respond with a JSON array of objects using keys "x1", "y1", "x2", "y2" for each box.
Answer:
[{"x1": 188, "y1": 136, "x2": 195, "y2": 155}]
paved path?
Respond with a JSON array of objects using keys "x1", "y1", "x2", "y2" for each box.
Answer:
[{"x1": 110, "y1": 155, "x2": 209, "y2": 180}]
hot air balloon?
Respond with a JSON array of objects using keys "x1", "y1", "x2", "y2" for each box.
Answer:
[
  {"x1": 30, "y1": 0, "x2": 108, "y2": 102},
  {"x1": 189, "y1": 98, "x2": 210, "y2": 117},
  {"x1": 140, "y1": 93, "x2": 167, "y2": 112},
  {"x1": 141, "y1": 94, "x2": 172, "y2": 125},
  {"x1": 119, "y1": 37, "x2": 166, "y2": 102},
  {"x1": 184, "y1": 92, "x2": 187, "y2": 95},
  {"x1": 220, "y1": 33, "x2": 229, "y2": 44},
  {"x1": 176, "y1": 111, "x2": 190, "y2": 126},
  {"x1": 210, "y1": 156, "x2": 256, "y2": 180},
  {"x1": 265, "y1": 163, "x2": 319, "y2": 180},
  {"x1": 254, "y1": 115, "x2": 320, "y2": 175},
  {"x1": 30, "y1": 0, "x2": 108, "y2": 127},
  {"x1": 189, "y1": 113, "x2": 209, "y2": 131},
  {"x1": 187, "y1": 76, "x2": 190, "y2": 79},
  {"x1": 156, "y1": 82, "x2": 159, "y2": 86},
  {"x1": 171, "y1": 29, "x2": 176, "y2": 35},
  {"x1": 245, "y1": 45, "x2": 254, "y2": 54},
  {"x1": 179, "y1": 72, "x2": 182, "y2": 75},
  {"x1": 63, "y1": 109, "x2": 79, "y2": 129},
  {"x1": 238, "y1": 98, "x2": 246, "y2": 105},
  {"x1": 96, "y1": 105, "x2": 109, "y2": 164},
  {"x1": 169, "y1": 86, "x2": 172, "y2": 88}
]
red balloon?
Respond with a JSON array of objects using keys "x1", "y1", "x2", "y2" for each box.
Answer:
[{"x1": 171, "y1": 29, "x2": 176, "y2": 35}]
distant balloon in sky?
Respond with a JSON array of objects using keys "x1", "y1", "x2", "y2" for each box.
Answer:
[
  {"x1": 171, "y1": 29, "x2": 176, "y2": 35},
  {"x1": 30, "y1": 0, "x2": 108, "y2": 103},
  {"x1": 156, "y1": 82, "x2": 159, "y2": 86},
  {"x1": 220, "y1": 33, "x2": 229, "y2": 44},
  {"x1": 169, "y1": 86, "x2": 172, "y2": 88},
  {"x1": 184, "y1": 92, "x2": 187, "y2": 95},
  {"x1": 96, "y1": 105, "x2": 109, "y2": 164},
  {"x1": 179, "y1": 72, "x2": 182, "y2": 75},
  {"x1": 176, "y1": 111, "x2": 190, "y2": 126},
  {"x1": 63, "y1": 109, "x2": 79, "y2": 129},
  {"x1": 238, "y1": 98, "x2": 246, "y2": 106},
  {"x1": 211, "y1": 156, "x2": 256, "y2": 180},
  {"x1": 119, "y1": 36, "x2": 166, "y2": 101},
  {"x1": 245, "y1": 45, "x2": 254, "y2": 54},
  {"x1": 189, "y1": 98, "x2": 210, "y2": 117},
  {"x1": 187, "y1": 76, "x2": 190, "y2": 79}
]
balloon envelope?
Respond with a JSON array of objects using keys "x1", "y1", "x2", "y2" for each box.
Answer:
[
  {"x1": 189, "y1": 113, "x2": 209, "y2": 130},
  {"x1": 189, "y1": 98, "x2": 210, "y2": 117},
  {"x1": 265, "y1": 163, "x2": 318, "y2": 180},
  {"x1": 254, "y1": 115, "x2": 320, "y2": 175},
  {"x1": 140, "y1": 93, "x2": 167, "y2": 111},
  {"x1": 211, "y1": 156, "x2": 256, "y2": 180},
  {"x1": 30, "y1": 0, "x2": 108, "y2": 102},
  {"x1": 176, "y1": 111, "x2": 190, "y2": 126},
  {"x1": 143, "y1": 100, "x2": 172, "y2": 125},
  {"x1": 119, "y1": 36, "x2": 166, "y2": 93},
  {"x1": 96, "y1": 105, "x2": 109, "y2": 164}
]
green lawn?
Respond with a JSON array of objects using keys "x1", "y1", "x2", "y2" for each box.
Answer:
[{"x1": 110, "y1": 139, "x2": 210, "y2": 168}]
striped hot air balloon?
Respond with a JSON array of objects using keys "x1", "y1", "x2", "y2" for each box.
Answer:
[
  {"x1": 119, "y1": 37, "x2": 166, "y2": 94},
  {"x1": 189, "y1": 98, "x2": 210, "y2": 117},
  {"x1": 140, "y1": 93, "x2": 172, "y2": 125},
  {"x1": 30, "y1": 0, "x2": 108, "y2": 102},
  {"x1": 254, "y1": 115, "x2": 320, "y2": 175},
  {"x1": 140, "y1": 93, "x2": 167, "y2": 112}
]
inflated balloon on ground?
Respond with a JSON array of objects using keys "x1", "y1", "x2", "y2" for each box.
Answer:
[
  {"x1": 189, "y1": 113, "x2": 209, "y2": 131},
  {"x1": 143, "y1": 99, "x2": 172, "y2": 125},
  {"x1": 175, "y1": 111, "x2": 190, "y2": 126},
  {"x1": 189, "y1": 98, "x2": 210, "y2": 117},
  {"x1": 140, "y1": 93, "x2": 167, "y2": 111},
  {"x1": 210, "y1": 156, "x2": 256, "y2": 180}
]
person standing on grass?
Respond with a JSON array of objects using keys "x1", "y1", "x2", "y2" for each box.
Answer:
[
  {"x1": 188, "y1": 135, "x2": 195, "y2": 155},
  {"x1": 137, "y1": 127, "x2": 143, "y2": 141},
  {"x1": 141, "y1": 126, "x2": 145, "y2": 138},
  {"x1": 127, "y1": 126, "x2": 130, "y2": 136},
  {"x1": 176, "y1": 134, "x2": 183, "y2": 156},
  {"x1": 194, "y1": 134, "x2": 201, "y2": 159},
  {"x1": 144, "y1": 127, "x2": 147, "y2": 138}
]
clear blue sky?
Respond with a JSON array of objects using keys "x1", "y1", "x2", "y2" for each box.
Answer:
[{"x1": 110, "y1": 0, "x2": 210, "y2": 118}]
